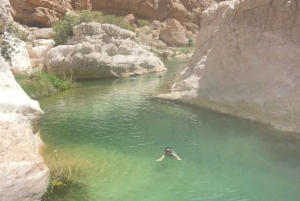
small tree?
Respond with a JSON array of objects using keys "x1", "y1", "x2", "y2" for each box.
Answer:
[
  {"x1": 52, "y1": 15, "x2": 79, "y2": 46},
  {"x1": 52, "y1": 11, "x2": 93, "y2": 46}
]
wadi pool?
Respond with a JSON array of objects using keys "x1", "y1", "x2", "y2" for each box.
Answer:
[{"x1": 39, "y1": 58, "x2": 300, "y2": 201}]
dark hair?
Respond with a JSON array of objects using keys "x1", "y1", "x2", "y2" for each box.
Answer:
[{"x1": 165, "y1": 147, "x2": 171, "y2": 152}]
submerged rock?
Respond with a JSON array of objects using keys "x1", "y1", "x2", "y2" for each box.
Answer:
[
  {"x1": 159, "y1": 0, "x2": 300, "y2": 134},
  {"x1": 46, "y1": 22, "x2": 166, "y2": 79}
]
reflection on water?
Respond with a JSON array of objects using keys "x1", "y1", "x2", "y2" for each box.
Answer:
[{"x1": 39, "y1": 58, "x2": 300, "y2": 201}]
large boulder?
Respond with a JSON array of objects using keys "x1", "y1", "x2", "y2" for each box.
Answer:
[
  {"x1": 159, "y1": 0, "x2": 300, "y2": 134},
  {"x1": 46, "y1": 22, "x2": 166, "y2": 79},
  {"x1": 159, "y1": 18, "x2": 188, "y2": 47}
]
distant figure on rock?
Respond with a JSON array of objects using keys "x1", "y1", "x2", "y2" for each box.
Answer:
[{"x1": 157, "y1": 147, "x2": 181, "y2": 161}]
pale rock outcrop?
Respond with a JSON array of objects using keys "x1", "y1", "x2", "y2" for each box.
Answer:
[
  {"x1": 159, "y1": 0, "x2": 300, "y2": 134},
  {"x1": 46, "y1": 22, "x2": 166, "y2": 79},
  {"x1": 159, "y1": 18, "x2": 188, "y2": 47},
  {"x1": 32, "y1": 28, "x2": 54, "y2": 39},
  {"x1": 4, "y1": 33, "x2": 32, "y2": 74},
  {"x1": 9, "y1": 35, "x2": 32, "y2": 74},
  {"x1": 28, "y1": 39, "x2": 55, "y2": 70},
  {"x1": 0, "y1": 0, "x2": 10, "y2": 40},
  {"x1": 0, "y1": 1, "x2": 49, "y2": 200},
  {"x1": 0, "y1": 57, "x2": 49, "y2": 201}
]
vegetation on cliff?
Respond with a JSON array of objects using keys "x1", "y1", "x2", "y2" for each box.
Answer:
[
  {"x1": 52, "y1": 10, "x2": 147, "y2": 45},
  {"x1": 0, "y1": 22, "x2": 27, "y2": 65},
  {"x1": 15, "y1": 71, "x2": 78, "y2": 99}
]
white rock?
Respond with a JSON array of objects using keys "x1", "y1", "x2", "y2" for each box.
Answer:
[
  {"x1": 47, "y1": 22, "x2": 165, "y2": 79},
  {"x1": 159, "y1": 0, "x2": 300, "y2": 134},
  {"x1": 0, "y1": 56, "x2": 49, "y2": 201}
]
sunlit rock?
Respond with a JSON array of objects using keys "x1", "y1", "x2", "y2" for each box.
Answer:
[
  {"x1": 0, "y1": 55, "x2": 49, "y2": 201},
  {"x1": 159, "y1": 0, "x2": 300, "y2": 133},
  {"x1": 0, "y1": 1, "x2": 49, "y2": 200},
  {"x1": 46, "y1": 22, "x2": 166, "y2": 79}
]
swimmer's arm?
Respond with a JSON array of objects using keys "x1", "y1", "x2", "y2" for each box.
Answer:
[
  {"x1": 172, "y1": 153, "x2": 181, "y2": 160},
  {"x1": 157, "y1": 155, "x2": 165, "y2": 161}
]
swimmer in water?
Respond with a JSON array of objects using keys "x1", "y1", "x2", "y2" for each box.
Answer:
[{"x1": 156, "y1": 147, "x2": 181, "y2": 161}]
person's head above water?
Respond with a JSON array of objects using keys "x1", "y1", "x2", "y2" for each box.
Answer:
[{"x1": 157, "y1": 147, "x2": 181, "y2": 161}]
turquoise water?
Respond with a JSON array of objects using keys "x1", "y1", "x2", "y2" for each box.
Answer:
[{"x1": 39, "y1": 58, "x2": 300, "y2": 201}]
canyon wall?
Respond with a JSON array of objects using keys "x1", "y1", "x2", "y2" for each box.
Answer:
[
  {"x1": 159, "y1": 0, "x2": 300, "y2": 134},
  {"x1": 0, "y1": 0, "x2": 49, "y2": 200},
  {"x1": 9, "y1": 0, "x2": 215, "y2": 31},
  {"x1": 91, "y1": 0, "x2": 215, "y2": 28},
  {"x1": 9, "y1": 0, "x2": 73, "y2": 27}
]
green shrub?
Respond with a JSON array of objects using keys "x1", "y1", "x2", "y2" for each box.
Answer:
[
  {"x1": 137, "y1": 19, "x2": 151, "y2": 27},
  {"x1": 179, "y1": 46, "x2": 194, "y2": 54},
  {"x1": 52, "y1": 14, "x2": 80, "y2": 45},
  {"x1": 78, "y1": 10, "x2": 93, "y2": 24},
  {"x1": 14, "y1": 71, "x2": 78, "y2": 99},
  {"x1": 95, "y1": 14, "x2": 136, "y2": 31},
  {"x1": 118, "y1": 22, "x2": 135, "y2": 32}
]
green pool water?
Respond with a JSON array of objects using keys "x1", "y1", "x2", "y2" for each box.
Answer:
[{"x1": 39, "y1": 58, "x2": 300, "y2": 201}]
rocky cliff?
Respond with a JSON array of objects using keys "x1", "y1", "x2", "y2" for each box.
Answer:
[
  {"x1": 0, "y1": 0, "x2": 49, "y2": 200},
  {"x1": 91, "y1": 0, "x2": 215, "y2": 30},
  {"x1": 9, "y1": 0, "x2": 215, "y2": 35},
  {"x1": 159, "y1": 0, "x2": 300, "y2": 134}
]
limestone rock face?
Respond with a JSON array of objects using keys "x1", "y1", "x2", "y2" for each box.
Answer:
[
  {"x1": 9, "y1": 0, "x2": 72, "y2": 27},
  {"x1": 0, "y1": 57, "x2": 49, "y2": 200},
  {"x1": 0, "y1": 2, "x2": 49, "y2": 200},
  {"x1": 5, "y1": 33, "x2": 33, "y2": 74},
  {"x1": 28, "y1": 39, "x2": 55, "y2": 71},
  {"x1": 91, "y1": 0, "x2": 215, "y2": 27},
  {"x1": 46, "y1": 22, "x2": 166, "y2": 79},
  {"x1": 159, "y1": 19, "x2": 188, "y2": 47},
  {"x1": 0, "y1": 0, "x2": 10, "y2": 41},
  {"x1": 159, "y1": 0, "x2": 300, "y2": 134}
]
